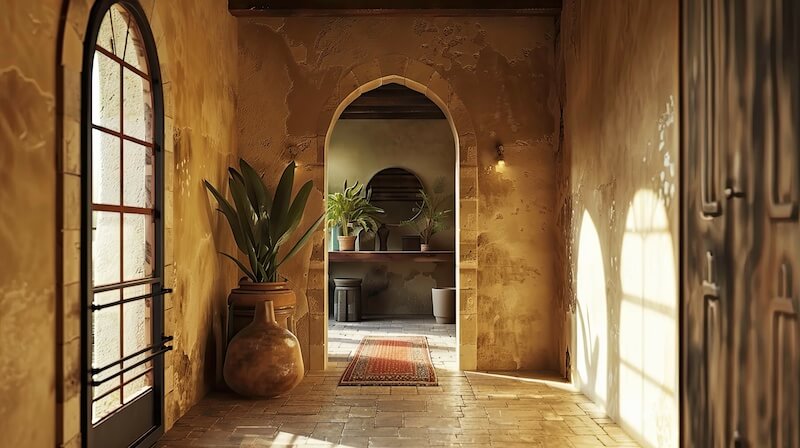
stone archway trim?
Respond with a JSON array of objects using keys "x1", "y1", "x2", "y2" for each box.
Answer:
[{"x1": 305, "y1": 56, "x2": 479, "y2": 372}]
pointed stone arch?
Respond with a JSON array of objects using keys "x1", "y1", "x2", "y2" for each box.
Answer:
[{"x1": 309, "y1": 56, "x2": 479, "y2": 371}]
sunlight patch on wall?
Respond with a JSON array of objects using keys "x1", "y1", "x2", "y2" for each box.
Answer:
[
  {"x1": 620, "y1": 189, "x2": 677, "y2": 448},
  {"x1": 574, "y1": 209, "x2": 608, "y2": 406}
]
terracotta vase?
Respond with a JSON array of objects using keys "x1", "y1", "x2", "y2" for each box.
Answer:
[
  {"x1": 228, "y1": 281, "x2": 296, "y2": 343},
  {"x1": 224, "y1": 300, "x2": 305, "y2": 398},
  {"x1": 338, "y1": 235, "x2": 356, "y2": 251}
]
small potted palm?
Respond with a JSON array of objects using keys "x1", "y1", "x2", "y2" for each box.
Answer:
[
  {"x1": 326, "y1": 181, "x2": 383, "y2": 251},
  {"x1": 402, "y1": 188, "x2": 452, "y2": 252},
  {"x1": 403, "y1": 184, "x2": 455, "y2": 324},
  {"x1": 204, "y1": 159, "x2": 322, "y2": 397}
]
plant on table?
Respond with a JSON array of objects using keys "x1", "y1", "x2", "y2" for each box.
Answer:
[
  {"x1": 401, "y1": 181, "x2": 452, "y2": 251},
  {"x1": 325, "y1": 181, "x2": 384, "y2": 251}
]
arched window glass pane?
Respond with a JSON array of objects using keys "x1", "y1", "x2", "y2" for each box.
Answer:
[
  {"x1": 95, "y1": 4, "x2": 149, "y2": 74},
  {"x1": 122, "y1": 140, "x2": 154, "y2": 208},
  {"x1": 89, "y1": 2, "x2": 158, "y2": 424},
  {"x1": 123, "y1": 67, "x2": 153, "y2": 142},
  {"x1": 92, "y1": 52, "x2": 120, "y2": 131}
]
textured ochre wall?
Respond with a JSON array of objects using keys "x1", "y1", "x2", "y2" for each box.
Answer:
[
  {"x1": 1, "y1": 0, "x2": 239, "y2": 445},
  {"x1": 5, "y1": 4, "x2": 573, "y2": 444},
  {"x1": 0, "y1": 1, "x2": 60, "y2": 447},
  {"x1": 558, "y1": 1, "x2": 680, "y2": 446},
  {"x1": 147, "y1": 0, "x2": 239, "y2": 428},
  {"x1": 237, "y1": 16, "x2": 562, "y2": 371},
  {"x1": 79, "y1": 0, "x2": 239, "y2": 436},
  {"x1": 328, "y1": 119, "x2": 456, "y2": 316},
  {"x1": 60, "y1": 0, "x2": 240, "y2": 440}
]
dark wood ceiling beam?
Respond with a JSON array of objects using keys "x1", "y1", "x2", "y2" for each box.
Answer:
[
  {"x1": 229, "y1": 0, "x2": 561, "y2": 16},
  {"x1": 340, "y1": 110, "x2": 445, "y2": 119},
  {"x1": 338, "y1": 82, "x2": 446, "y2": 119},
  {"x1": 351, "y1": 97, "x2": 433, "y2": 107}
]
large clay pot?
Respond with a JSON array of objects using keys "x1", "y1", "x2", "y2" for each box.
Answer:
[
  {"x1": 224, "y1": 300, "x2": 305, "y2": 398},
  {"x1": 228, "y1": 281, "x2": 295, "y2": 343}
]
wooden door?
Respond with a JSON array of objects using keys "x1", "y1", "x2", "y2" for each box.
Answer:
[{"x1": 682, "y1": 0, "x2": 800, "y2": 447}]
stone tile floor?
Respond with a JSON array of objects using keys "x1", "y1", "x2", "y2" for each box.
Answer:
[{"x1": 156, "y1": 317, "x2": 639, "y2": 447}]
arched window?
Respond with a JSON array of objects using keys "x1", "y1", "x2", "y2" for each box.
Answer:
[{"x1": 82, "y1": 1, "x2": 167, "y2": 446}]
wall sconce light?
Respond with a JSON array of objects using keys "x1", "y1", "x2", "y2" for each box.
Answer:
[{"x1": 496, "y1": 144, "x2": 505, "y2": 167}]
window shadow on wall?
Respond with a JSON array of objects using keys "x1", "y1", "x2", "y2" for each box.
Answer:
[
  {"x1": 574, "y1": 209, "x2": 608, "y2": 408},
  {"x1": 619, "y1": 189, "x2": 677, "y2": 447}
]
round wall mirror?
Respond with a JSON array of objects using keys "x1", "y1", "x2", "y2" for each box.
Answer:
[{"x1": 367, "y1": 167, "x2": 424, "y2": 225}]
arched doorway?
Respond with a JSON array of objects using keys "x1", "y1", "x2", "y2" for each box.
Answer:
[
  {"x1": 325, "y1": 81, "x2": 458, "y2": 371},
  {"x1": 313, "y1": 67, "x2": 479, "y2": 372}
]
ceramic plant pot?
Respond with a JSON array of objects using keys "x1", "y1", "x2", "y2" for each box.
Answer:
[
  {"x1": 224, "y1": 300, "x2": 305, "y2": 398},
  {"x1": 228, "y1": 280, "x2": 296, "y2": 343},
  {"x1": 330, "y1": 224, "x2": 341, "y2": 251},
  {"x1": 420, "y1": 243, "x2": 431, "y2": 252},
  {"x1": 338, "y1": 235, "x2": 356, "y2": 251},
  {"x1": 432, "y1": 287, "x2": 456, "y2": 324}
]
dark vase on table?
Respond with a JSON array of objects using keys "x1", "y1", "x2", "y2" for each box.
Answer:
[
  {"x1": 358, "y1": 230, "x2": 375, "y2": 251},
  {"x1": 377, "y1": 223, "x2": 389, "y2": 251}
]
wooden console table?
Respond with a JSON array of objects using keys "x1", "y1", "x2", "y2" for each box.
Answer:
[{"x1": 328, "y1": 251, "x2": 454, "y2": 263}]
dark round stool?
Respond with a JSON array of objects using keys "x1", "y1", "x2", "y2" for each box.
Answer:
[{"x1": 333, "y1": 278, "x2": 362, "y2": 322}]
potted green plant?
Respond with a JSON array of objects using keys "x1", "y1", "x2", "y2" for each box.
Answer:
[
  {"x1": 326, "y1": 181, "x2": 383, "y2": 251},
  {"x1": 204, "y1": 159, "x2": 322, "y2": 397},
  {"x1": 402, "y1": 188, "x2": 452, "y2": 252}
]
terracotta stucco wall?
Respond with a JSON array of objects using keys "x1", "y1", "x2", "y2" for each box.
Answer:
[
  {"x1": 0, "y1": 1, "x2": 60, "y2": 447},
  {"x1": 328, "y1": 119, "x2": 456, "y2": 316},
  {"x1": 237, "y1": 16, "x2": 562, "y2": 372},
  {"x1": 558, "y1": 1, "x2": 680, "y2": 447}
]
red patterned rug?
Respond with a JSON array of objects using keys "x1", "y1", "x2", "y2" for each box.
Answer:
[{"x1": 339, "y1": 336, "x2": 438, "y2": 386}]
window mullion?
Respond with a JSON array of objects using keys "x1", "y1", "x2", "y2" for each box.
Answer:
[{"x1": 117, "y1": 54, "x2": 125, "y2": 407}]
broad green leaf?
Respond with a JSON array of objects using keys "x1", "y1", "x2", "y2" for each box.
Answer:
[
  {"x1": 229, "y1": 177, "x2": 256, "y2": 246},
  {"x1": 245, "y1": 242, "x2": 261, "y2": 281},
  {"x1": 274, "y1": 180, "x2": 314, "y2": 247},
  {"x1": 270, "y1": 161, "x2": 295, "y2": 244},
  {"x1": 204, "y1": 180, "x2": 248, "y2": 253},
  {"x1": 277, "y1": 214, "x2": 323, "y2": 267},
  {"x1": 240, "y1": 159, "x2": 271, "y2": 213}
]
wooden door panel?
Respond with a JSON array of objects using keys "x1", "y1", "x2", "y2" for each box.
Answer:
[
  {"x1": 704, "y1": 294, "x2": 723, "y2": 447},
  {"x1": 682, "y1": 0, "x2": 729, "y2": 445},
  {"x1": 767, "y1": 0, "x2": 798, "y2": 220},
  {"x1": 771, "y1": 278, "x2": 797, "y2": 448},
  {"x1": 700, "y1": 0, "x2": 722, "y2": 217},
  {"x1": 683, "y1": 0, "x2": 799, "y2": 446}
]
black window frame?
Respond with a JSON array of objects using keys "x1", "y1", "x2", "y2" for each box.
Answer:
[{"x1": 80, "y1": 0, "x2": 168, "y2": 446}]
